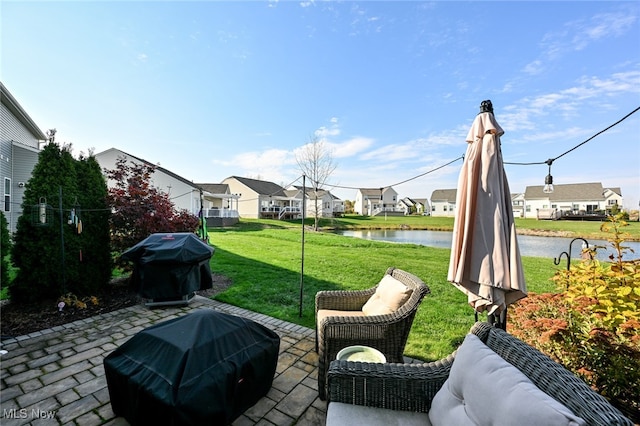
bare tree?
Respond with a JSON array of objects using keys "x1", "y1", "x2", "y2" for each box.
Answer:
[{"x1": 295, "y1": 135, "x2": 337, "y2": 230}]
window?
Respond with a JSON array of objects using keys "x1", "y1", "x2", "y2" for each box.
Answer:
[
  {"x1": 3, "y1": 178, "x2": 10, "y2": 212},
  {"x1": 443, "y1": 205, "x2": 447, "y2": 212},
  {"x1": 526, "y1": 205, "x2": 531, "y2": 212}
]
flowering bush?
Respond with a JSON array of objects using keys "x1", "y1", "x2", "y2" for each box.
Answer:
[{"x1": 510, "y1": 214, "x2": 639, "y2": 422}]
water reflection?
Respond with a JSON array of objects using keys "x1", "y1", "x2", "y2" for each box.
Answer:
[{"x1": 335, "y1": 229, "x2": 640, "y2": 261}]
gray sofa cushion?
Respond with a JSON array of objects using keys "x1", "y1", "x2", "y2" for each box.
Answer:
[
  {"x1": 429, "y1": 334, "x2": 586, "y2": 426},
  {"x1": 327, "y1": 402, "x2": 431, "y2": 426}
]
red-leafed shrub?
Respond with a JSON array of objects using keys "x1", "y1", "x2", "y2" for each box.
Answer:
[{"x1": 105, "y1": 157, "x2": 199, "y2": 266}]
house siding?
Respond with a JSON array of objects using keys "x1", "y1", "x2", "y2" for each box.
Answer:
[
  {"x1": 221, "y1": 178, "x2": 261, "y2": 218},
  {"x1": 1, "y1": 99, "x2": 44, "y2": 233},
  {"x1": 94, "y1": 148, "x2": 201, "y2": 215}
]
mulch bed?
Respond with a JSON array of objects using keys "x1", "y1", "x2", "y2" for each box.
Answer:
[{"x1": 0, "y1": 274, "x2": 232, "y2": 340}]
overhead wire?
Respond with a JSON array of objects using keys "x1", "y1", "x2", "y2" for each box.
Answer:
[{"x1": 13, "y1": 106, "x2": 638, "y2": 213}]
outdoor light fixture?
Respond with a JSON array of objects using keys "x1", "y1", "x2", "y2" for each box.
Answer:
[{"x1": 543, "y1": 159, "x2": 554, "y2": 194}]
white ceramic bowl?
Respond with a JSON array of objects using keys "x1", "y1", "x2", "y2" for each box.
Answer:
[{"x1": 336, "y1": 345, "x2": 386, "y2": 363}]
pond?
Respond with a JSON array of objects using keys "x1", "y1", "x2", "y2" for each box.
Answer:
[{"x1": 335, "y1": 229, "x2": 640, "y2": 262}]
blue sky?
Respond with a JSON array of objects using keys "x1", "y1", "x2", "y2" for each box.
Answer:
[{"x1": 3, "y1": 1, "x2": 639, "y2": 209}]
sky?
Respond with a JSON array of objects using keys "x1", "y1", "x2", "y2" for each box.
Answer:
[{"x1": 2, "y1": 1, "x2": 639, "y2": 209}]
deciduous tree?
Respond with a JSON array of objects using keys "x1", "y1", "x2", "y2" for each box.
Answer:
[
  {"x1": 295, "y1": 135, "x2": 337, "y2": 231},
  {"x1": 105, "y1": 157, "x2": 199, "y2": 263}
]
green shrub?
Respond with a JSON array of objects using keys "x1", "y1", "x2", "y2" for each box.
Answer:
[{"x1": 510, "y1": 214, "x2": 639, "y2": 422}]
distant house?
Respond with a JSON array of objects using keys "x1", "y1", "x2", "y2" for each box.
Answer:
[
  {"x1": 430, "y1": 189, "x2": 457, "y2": 217},
  {"x1": 288, "y1": 185, "x2": 345, "y2": 218},
  {"x1": 1, "y1": 82, "x2": 48, "y2": 233},
  {"x1": 398, "y1": 197, "x2": 429, "y2": 215},
  {"x1": 94, "y1": 148, "x2": 203, "y2": 216},
  {"x1": 413, "y1": 198, "x2": 430, "y2": 215},
  {"x1": 511, "y1": 193, "x2": 525, "y2": 218},
  {"x1": 523, "y1": 182, "x2": 622, "y2": 219},
  {"x1": 195, "y1": 183, "x2": 240, "y2": 226},
  {"x1": 354, "y1": 187, "x2": 399, "y2": 216},
  {"x1": 222, "y1": 176, "x2": 301, "y2": 219}
]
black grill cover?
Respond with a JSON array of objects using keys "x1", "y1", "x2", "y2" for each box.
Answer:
[
  {"x1": 104, "y1": 310, "x2": 280, "y2": 426},
  {"x1": 121, "y1": 233, "x2": 214, "y2": 299}
]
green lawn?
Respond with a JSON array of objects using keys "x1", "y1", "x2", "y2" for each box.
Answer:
[{"x1": 209, "y1": 219, "x2": 561, "y2": 361}]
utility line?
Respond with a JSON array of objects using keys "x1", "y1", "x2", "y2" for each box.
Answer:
[
  {"x1": 505, "y1": 105, "x2": 639, "y2": 166},
  {"x1": 15, "y1": 106, "x2": 638, "y2": 211}
]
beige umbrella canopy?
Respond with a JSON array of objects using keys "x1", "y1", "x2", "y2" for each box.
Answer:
[{"x1": 447, "y1": 100, "x2": 527, "y2": 329}]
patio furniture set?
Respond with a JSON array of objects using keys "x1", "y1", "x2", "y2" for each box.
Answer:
[
  {"x1": 315, "y1": 267, "x2": 633, "y2": 426},
  {"x1": 101, "y1": 258, "x2": 632, "y2": 425}
]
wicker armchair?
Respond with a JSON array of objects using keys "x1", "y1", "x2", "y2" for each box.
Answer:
[
  {"x1": 315, "y1": 267, "x2": 430, "y2": 400},
  {"x1": 327, "y1": 322, "x2": 633, "y2": 426}
]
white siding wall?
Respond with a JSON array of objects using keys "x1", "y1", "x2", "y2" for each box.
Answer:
[
  {"x1": 94, "y1": 149, "x2": 200, "y2": 215},
  {"x1": 430, "y1": 201, "x2": 456, "y2": 217}
]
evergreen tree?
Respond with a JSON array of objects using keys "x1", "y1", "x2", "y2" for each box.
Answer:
[
  {"x1": 10, "y1": 143, "x2": 111, "y2": 302},
  {"x1": 73, "y1": 153, "x2": 112, "y2": 293}
]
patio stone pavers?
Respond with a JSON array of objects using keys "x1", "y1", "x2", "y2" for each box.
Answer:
[{"x1": 0, "y1": 296, "x2": 326, "y2": 426}]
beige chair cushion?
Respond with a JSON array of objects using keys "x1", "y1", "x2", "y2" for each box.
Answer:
[
  {"x1": 429, "y1": 334, "x2": 586, "y2": 426},
  {"x1": 317, "y1": 309, "x2": 365, "y2": 325},
  {"x1": 362, "y1": 275, "x2": 412, "y2": 316}
]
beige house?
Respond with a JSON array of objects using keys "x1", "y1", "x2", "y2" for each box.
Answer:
[
  {"x1": 222, "y1": 176, "x2": 300, "y2": 219},
  {"x1": 1, "y1": 82, "x2": 48, "y2": 233},
  {"x1": 221, "y1": 176, "x2": 343, "y2": 220}
]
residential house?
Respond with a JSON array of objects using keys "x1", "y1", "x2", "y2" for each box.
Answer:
[
  {"x1": 195, "y1": 183, "x2": 240, "y2": 227},
  {"x1": 94, "y1": 148, "x2": 203, "y2": 216},
  {"x1": 398, "y1": 197, "x2": 430, "y2": 215},
  {"x1": 430, "y1": 189, "x2": 457, "y2": 217},
  {"x1": 288, "y1": 185, "x2": 345, "y2": 218},
  {"x1": 523, "y1": 182, "x2": 622, "y2": 219},
  {"x1": 414, "y1": 198, "x2": 430, "y2": 215},
  {"x1": 354, "y1": 187, "x2": 399, "y2": 216},
  {"x1": 1, "y1": 82, "x2": 48, "y2": 233},
  {"x1": 222, "y1": 176, "x2": 301, "y2": 219},
  {"x1": 511, "y1": 193, "x2": 525, "y2": 218}
]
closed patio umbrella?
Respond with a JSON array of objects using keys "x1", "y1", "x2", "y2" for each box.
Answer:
[{"x1": 447, "y1": 100, "x2": 526, "y2": 329}]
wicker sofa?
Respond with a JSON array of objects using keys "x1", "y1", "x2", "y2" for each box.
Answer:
[
  {"x1": 326, "y1": 321, "x2": 633, "y2": 426},
  {"x1": 315, "y1": 267, "x2": 430, "y2": 400}
]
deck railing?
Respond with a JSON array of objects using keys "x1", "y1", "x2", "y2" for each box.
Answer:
[{"x1": 203, "y1": 208, "x2": 239, "y2": 218}]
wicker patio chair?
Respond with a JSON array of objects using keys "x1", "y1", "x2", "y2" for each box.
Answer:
[{"x1": 315, "y1": 267, "x2": 430, "y2": 400}]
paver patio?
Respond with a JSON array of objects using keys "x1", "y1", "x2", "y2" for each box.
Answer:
[{"x1": 0, "y1": 296, "x2": 327, "y2": 425}]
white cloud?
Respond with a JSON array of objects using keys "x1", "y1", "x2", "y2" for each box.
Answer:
[
  {"x1": 522, "y1": 60, "x2": 544, "y2": 76},
  {"x1": 328, "y1": 137, "x2": 374, "y2": 158},
  {"x1": 214, "y1": 148, "x2": 293, "y2": 170}
]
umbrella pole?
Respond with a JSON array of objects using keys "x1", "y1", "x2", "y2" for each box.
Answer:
[{"x1": 488, "y1": 310, "x2": 507, "y2": 330}]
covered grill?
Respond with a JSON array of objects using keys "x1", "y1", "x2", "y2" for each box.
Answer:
[{"x1": 121, "y1": 233, "x2": 214, "y2": 306}]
